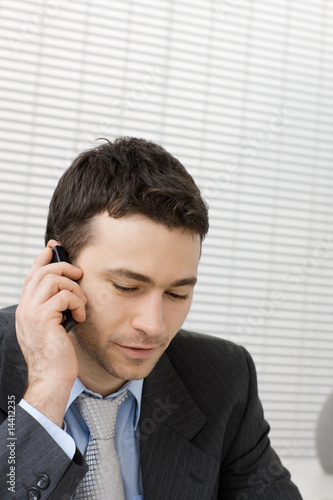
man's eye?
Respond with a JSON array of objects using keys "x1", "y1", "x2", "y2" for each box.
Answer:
[
  {"x1": 112, "y1": 283, "x2": 137, "y2": 293},
  {"x1": 167, "y1": 292, "x2": 189, "y2": 301}
]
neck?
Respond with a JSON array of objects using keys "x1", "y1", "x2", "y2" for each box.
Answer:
[{"x1": 78, "y1": 368, "x2": 128, "y2": 397}]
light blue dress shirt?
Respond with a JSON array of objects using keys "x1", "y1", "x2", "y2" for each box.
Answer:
[{"x1": 20, "y1": 378, "x2": 144, "y2": 500}]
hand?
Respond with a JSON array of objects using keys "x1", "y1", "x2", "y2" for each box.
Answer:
[{"x1": 15, "y1": 240, "x2": 87, "y2": 426}]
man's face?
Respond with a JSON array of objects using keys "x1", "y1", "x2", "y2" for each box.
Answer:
[{"x1": 70, "y1": 212, "x2": 201, "y2": 394}]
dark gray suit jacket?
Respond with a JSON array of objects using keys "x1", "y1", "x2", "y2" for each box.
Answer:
[{"x1": 0, "y1": 306, "x2": 303, "y2": 499}]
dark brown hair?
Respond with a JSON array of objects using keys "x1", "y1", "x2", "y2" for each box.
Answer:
[{"x1": 45, "y1": 137, "x2": 209, "y2": 262}]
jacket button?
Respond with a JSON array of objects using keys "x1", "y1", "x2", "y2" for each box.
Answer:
[
  {"x1": 27, "y1": 487, "x2": 40, "y2": 500},
  {"x1": 36, "y1": 474, "x2": 50, "y2": 489}
]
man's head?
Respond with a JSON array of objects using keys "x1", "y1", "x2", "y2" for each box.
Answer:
[
  {"x1": 45, "y1": 137, "x2": 209, "y2": 263},
  {"x1": 45, "y1": 138, "x2": 209, "y2": 394}
]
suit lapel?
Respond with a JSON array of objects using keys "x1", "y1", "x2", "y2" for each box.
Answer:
[{"x1": 140, "y1": 352, "x2": 219, "y2": 500}]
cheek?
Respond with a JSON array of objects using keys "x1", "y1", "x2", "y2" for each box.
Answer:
[
  {"x1": 86, "y1": 287, "x2": 129, "y2": 333},
  {"x1": 88, "y1": 290, "x2": 114, "y2": 315},
  {"x1": 164, "y1": 300, "x2": 192, "y2": 327},
  {"x1": 81, "y1": 280, "x2": 116, "y2": 316}
]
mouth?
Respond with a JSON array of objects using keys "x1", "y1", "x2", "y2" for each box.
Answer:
[{"x1": 116, "y1": 344, "x2": 158, "y2": 358}]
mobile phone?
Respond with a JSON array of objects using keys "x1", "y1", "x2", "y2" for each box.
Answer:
[{"x1": 51, "y1": 245, "x2": 78, "y2": 333}]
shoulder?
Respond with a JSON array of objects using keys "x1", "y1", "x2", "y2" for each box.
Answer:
[
  {"x1": 0, "y1": 305, "x2": 17, "y2": 341},
  {"x1": 0, "y1": 305, "x2": 21, "y2": 367},
  {"x1": 166, "y1": 329, "x2": 256, "y2": 396},
  {"x1": 168, "y1": 328, "x2": 249, "y2": 365},
  {"x1": 0, "y1": 306, "x2": 17, "y2": 344},
  {"x1": 0, "y1": 305, "x2": 17, "y2": 327},
  {"x1": 0, "y1": 305, "x2": 27, "y2": 411}
]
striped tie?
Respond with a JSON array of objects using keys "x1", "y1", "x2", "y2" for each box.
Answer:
[{"x1": 73, "y1": 390, "x2": 129, "y2": 499}]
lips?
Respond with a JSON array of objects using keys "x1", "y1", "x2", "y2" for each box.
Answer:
[{"x1": 116, "y1": 344, "x2": 158, "y2": 358}]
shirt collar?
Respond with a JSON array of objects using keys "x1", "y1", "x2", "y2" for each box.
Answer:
[{"x1": 66, "y1": 377, "x2": 144, "y2": 430}]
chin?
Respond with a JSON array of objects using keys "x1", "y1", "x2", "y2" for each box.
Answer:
[{"x1": 105, "y1": 356, "x2": 160, "y2": 382}]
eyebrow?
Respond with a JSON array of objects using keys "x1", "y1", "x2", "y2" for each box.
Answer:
[{"x1": 100, "y1": 267, "x2": 197, "y2": 288}]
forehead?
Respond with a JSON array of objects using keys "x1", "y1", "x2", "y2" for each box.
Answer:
[{"x1": 78, "y1": 213, "x2": 201, "y2": 282}]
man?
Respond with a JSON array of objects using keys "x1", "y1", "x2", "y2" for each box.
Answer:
[{"x1": 0, "y1": 137, "x2": 302, "y2": 499}]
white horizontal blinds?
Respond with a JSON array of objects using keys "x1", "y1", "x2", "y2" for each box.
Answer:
[
  {"x1": 0, "y1": 0, "x2": 332, "y2": 461},
  {"x1": 181, "y1": 0, "x2": 333, "y2": 460},
  {"x1": 0, "y1": 0, "x2": 88, "y2": 305}
]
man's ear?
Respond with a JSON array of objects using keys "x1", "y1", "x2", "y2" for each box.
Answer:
[{"x1": 46, "y1": 239, "x2": 62, "y2": 249}]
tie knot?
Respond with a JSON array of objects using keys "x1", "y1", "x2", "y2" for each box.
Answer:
[{"x1": 74, "y1": 389, "x2": 129, "y2": 439}]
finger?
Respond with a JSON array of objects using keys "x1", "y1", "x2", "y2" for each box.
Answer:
[
  {"x1": 34, "y1": 274, "x2": 87, "y2": 306},
  {"x1": 48, "y1": 290, "x2": 86, "y2": 323},
  {"x1": 27, "y1": 239, "x2": 69, "y2": 276},
  {"x1": 27, "y1": 246, "x2": 54, "y2": 276},
  {"x1": 23, "y1": 261, "x2": 83, "y2": 299},
  {"x1": 46, "y1": 261, "x2": 83, "y2": 280}
]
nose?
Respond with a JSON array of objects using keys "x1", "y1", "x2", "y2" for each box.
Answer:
[{"x1": 131, "y1": 292, "x2": 166, "y2": 337}]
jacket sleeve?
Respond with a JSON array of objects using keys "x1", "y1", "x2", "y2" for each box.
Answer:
[
  {"x1": 217, "y1": 347, "x2": 303, "y2": 500},
  {"x1": 0, "y1": 405, "x2": 88, "y2": 500}
]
